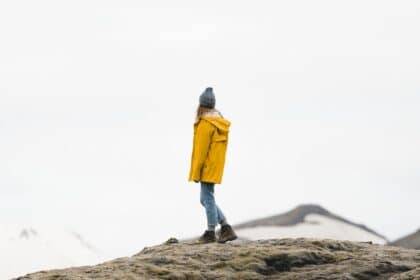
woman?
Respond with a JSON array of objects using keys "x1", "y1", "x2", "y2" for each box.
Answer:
[{"x1": 188, "y1": 87, "x2": 238, "y2": 244}]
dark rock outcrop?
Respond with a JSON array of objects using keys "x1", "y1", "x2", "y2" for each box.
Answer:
[
  {"x1": 14, "y1": 238, "x2": 420, "y2": 280},
  {"x1": 392, "y1": 228, "x2": 420, "y2": 250}
]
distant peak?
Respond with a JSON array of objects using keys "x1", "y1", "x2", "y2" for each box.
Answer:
[
  {"x1": 233, "y1": 204, "x2": 387, "y2": 241},
  {"x1": 19, "y1": 228, "x2": 38, "y2": 239},
  {"x1": 234, "y1": 204, "x2": 332, "y2": 229},
  {"x1": 292, "y1": 204, "x2": 330, "y2": 215}
]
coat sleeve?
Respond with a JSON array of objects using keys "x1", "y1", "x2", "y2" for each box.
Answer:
[{"x1": 189, "y1": 120, "x2": 213, "y2": 182}]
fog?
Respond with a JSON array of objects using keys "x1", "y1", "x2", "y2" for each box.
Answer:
[{"x1": 1, "y1": 0, "x2": 419, "y2": 258}]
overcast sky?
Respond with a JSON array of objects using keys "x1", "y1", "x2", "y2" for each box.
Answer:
[{"x1": 1, "y1": 0, "x2": 419, "y2": 259}]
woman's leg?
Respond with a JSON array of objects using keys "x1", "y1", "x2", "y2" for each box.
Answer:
[
  {"x1": 200, "y1": 182, "x2": 228, "y2": 229},
  {"x1": 200, "y1": 182, "x2": 218, "y2": 230},
  {"x1": 216, "y1": 205, "x2": 228, "y2": 225}
]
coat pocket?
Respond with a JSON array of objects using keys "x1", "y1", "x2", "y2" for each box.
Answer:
[{"x1": 214, "y1": 133, "x2": 228, "y2": 142}]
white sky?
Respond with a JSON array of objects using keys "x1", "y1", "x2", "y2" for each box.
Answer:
[{"x1": 1, "y1": 0, "x2": 419, "y2": 259}]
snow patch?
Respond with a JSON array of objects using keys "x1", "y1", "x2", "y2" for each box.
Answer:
[{"x1": 0, "y1": 223, "x2": 106, "y2": 280}]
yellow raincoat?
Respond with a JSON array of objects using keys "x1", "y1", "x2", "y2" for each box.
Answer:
[{"x1": 188, "y1": 113, "x2": 231, "y2": 184}]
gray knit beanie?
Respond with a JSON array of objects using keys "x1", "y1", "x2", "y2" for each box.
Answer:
[{"x1": 199, "y1": 87, "x2": 216, "y2": 108}]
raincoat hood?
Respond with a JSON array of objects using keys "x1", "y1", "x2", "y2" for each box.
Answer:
[
  {"x1": 195, "y1": 110, "x2": 231, "y2": 132},
  {"x1": 201, "y1": 117, "x2": 230, "y2": 132}
]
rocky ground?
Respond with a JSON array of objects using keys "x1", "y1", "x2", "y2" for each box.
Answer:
[{"x1": 14, "y1": 238, "x2": 420, "y2": 280}]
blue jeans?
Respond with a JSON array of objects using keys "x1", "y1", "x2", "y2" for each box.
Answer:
[{"x1": 200, "y1": 181, "x2": 226, "y2": 228}]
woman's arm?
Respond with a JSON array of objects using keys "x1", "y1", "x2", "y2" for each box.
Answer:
[{"x1": 189, "y1": 120, "x2": 213, "y2": 182}]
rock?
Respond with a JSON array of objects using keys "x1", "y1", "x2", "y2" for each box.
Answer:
[
  {"x1": 164, "y1": 237, "x2": 179, "y2": 245},
  {"x1": 391, "y1": 228, "x2": 420, "y2": 250},
  {"x1": 13, "y1": 238, "x2": 420, "y2": 280}
]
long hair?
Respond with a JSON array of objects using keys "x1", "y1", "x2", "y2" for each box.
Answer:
[{"x1": 195, "y1": 105, "x2": 223, "y2": 122}]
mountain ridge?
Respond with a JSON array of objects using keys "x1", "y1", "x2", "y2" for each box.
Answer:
[{"x1": 233, "y1": 204, "x2": 388, "y2": 242}]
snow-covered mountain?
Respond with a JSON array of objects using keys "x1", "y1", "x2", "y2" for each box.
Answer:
[
  {"x1": 232, "y1": 204, "x2": 387, "y2": 244},
  {"x1": 0, "y1": 224, "x2": 105, "y2": 280},
  {"x1": 391, "y1": 228, "x2": 420, "y2": 250}
]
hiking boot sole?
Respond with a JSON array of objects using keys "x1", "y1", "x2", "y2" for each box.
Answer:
[{"x1": 217, "y1": 235, "x2": 238, "y2": 243}]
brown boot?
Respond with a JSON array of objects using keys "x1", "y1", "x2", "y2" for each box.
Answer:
[
  {"x1": 197, "y1": 230, "x2": 216, "y2": 244},
  {"x1": 217, "y1": 224, "x2": 238, "y2": 243}
]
